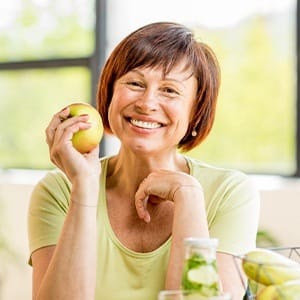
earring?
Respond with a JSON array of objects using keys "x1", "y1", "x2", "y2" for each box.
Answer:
[{"x1": 191, "y1": 130, "x2": 197, "y2": 137}]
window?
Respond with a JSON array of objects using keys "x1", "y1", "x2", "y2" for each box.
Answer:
[
  {"x1": 0, "y1": 0, "x2": 298, "y2": 176},
  {"x1": 0, "y1": 0, "x2": 95, "y2": 61},
  {"x1": 0, "y1": 68, "x2": 90, "y2": 168},
  {"x1": 0, "y1": 0, "x2": 100, "y2": 169}
]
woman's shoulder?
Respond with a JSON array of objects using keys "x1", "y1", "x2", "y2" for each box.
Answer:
[
  {"x1": 184, "y1": 155, "x2": 259, "y2": 210},
  {"x1": 37, "y1": 168, "x2": 71, "y2": 190},
  {"x1": 185, "y1": 155, "x2": 247, "y2": 180},
  {"x1": 183, "y1": 155, "x2": 257, "y2": 196},
  {"x1": 30, "y1": 169, "x2": 72, "y2": 207}
]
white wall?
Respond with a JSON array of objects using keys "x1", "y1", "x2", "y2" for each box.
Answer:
[
  {"x1": 252, "y1": 175, "x2": 300, "y2": 247},
  {"x1": 259, "y1": 189, "x2": 300, "y2": 246},
  {"x1": 0, "y1": 183, "x2": 33, "y2": 300}
]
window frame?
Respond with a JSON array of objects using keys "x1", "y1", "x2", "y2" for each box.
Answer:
[
  {"x1": 0, "y1": 0, "x2": 107, "y2": 157},
  {"x1": 296, "y1": 0, "x2": 300, "y2": 176},
  {"x1": 0, "y1": 0, "x2": 299, "y2": 176}
]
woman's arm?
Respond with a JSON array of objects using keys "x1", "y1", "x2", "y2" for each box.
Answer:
[
  {"x1": 164, "y1": 185, "x2": 209, "y2": 289},
  {"x1": 164, "y1": 186, "x2": 247, "y2": 299},
  {"x1": 32, "y1": 177, "x2": 99, "y2": 300},
  {"x1": 217, "y1": 252, "x2": 247, "y2": 300},
  {"x1": 167, "y1": 179, "x2": 255, "y2": 299},
  {"x1": 31, "y1": 107, "x2": 101, "y2": 299}
]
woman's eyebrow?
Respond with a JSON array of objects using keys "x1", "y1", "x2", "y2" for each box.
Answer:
[
  {"x1": 128, "y1": 69, "x2": 144, "y2": 77},
  {"x1": 163, "y1": 74, "x2": 192, "y2": 88},
  {"x1": 128, "y1": 68, "x2": 191, "y2": 87}
]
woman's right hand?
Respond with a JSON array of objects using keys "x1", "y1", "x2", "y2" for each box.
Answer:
[
  {"x1": 135, "y1": 169, "x2": 204, "y2": 223},
  {"x1": 45, "y1": 106, "x2": 101, "y2": 183}
]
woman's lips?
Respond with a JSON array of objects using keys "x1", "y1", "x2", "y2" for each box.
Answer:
[{"x1": 129, "y1": 118, "x2": 163, "y2": 129}]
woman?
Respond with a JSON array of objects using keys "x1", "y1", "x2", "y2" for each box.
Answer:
[{"x1": 28, "y1": 22, "x2": 260, "y2": 300}]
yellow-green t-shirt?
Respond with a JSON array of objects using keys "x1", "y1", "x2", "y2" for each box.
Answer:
[{"x1": 28, "y1": 156, "x2": 260, "y2": 300}]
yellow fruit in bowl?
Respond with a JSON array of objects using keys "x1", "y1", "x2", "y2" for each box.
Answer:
[
  {"x1": 256, "y1": 280, "x2": 300, "y2": 300},
  {"x1": 242, "y1": 248, "x2": 300, "y2": 286},
  {"x1": 67, "y1": 102, "x2": 103, "y2": 153}
]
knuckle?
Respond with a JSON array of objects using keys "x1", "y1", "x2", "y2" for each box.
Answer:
[{"x1": 45, "y1": 126, "x2": 51, "y2": 135}]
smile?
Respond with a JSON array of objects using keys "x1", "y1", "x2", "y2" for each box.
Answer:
[{"x1": 130, "y1": 118, "x2": 162, "y2": 129}]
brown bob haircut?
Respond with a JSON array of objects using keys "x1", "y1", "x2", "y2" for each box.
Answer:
[{"x1": 97, "y1": 22, "x2": 220, "y2": 152}]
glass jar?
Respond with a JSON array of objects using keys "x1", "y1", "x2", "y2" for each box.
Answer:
[{"x1": 181, "y1": 237, "x2": 220, "y2": 297}]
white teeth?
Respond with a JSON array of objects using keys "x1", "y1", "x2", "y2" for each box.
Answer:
[{"x1": 130, "y1": 119, "x2": 161, "y2": 129}]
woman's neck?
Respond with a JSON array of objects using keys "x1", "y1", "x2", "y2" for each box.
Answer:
[{"x1": 106, "y1": 148, "x2": 189, "y2": 196}]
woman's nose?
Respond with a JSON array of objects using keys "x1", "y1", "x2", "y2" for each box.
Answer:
[{"x1": 135, "y1": 89, "x2": 159, "y2": 112}]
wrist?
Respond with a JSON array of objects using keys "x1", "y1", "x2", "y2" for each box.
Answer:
[
  {"x1": 72, "y1": 174, "x2": 100, "y2": 188},
  {"x1": 70, "y1": 177, "x2": 99, "y2": 206},
  {"x1": 71, "y1": 199, "x2": 98, "y2": 208},
  {"x1": 172, "y1": 185, "x2": 203, "y2": 202}
]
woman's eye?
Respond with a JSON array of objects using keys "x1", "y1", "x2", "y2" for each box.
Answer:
[
  {"x1": 127, "y1": 81, "x2": 143, "y2": 88},
  {"x1": 162, "y1": 87, "x2": 179, "y2": 95}
]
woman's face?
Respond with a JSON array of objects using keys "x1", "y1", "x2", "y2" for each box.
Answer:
[{"x1": 108, "y1": 61, "x2": 197, "y2": 155}]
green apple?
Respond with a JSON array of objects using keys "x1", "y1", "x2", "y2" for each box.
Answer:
[{"x1": 68, "y1": 102, "x2": 103, "y2": 153}]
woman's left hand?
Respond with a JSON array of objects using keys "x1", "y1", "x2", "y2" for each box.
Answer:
[{"x1": 135, "y1": 170, "x2": 202, "y2": 222}]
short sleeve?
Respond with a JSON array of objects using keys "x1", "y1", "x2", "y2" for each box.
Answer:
[
  {"x1": 209, "y1": 173, "x2": 260, "y2": 255},
  {"x1": 27, "y1": 170, "x2": 71, "y2": 264}
]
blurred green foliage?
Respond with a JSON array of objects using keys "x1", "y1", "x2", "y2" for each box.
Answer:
[
  {"x1": 0, "y1": 2, "x2": 296, "y2": 174},
  {"x1": 0, "y1": 0, "x2": 93, "y2": 169},
  {"x1": 256, "y1": 230, "x2": 280, "y2": 248},
  {"x1": 187, "y1": 16, "x2": 296, "y2": 175},
  {"x1": 0, "y1": 0, "x2": 94, "y2": 61},
  {"x1": 0, "y1": 68, "x2": 90, "y2": 169}
]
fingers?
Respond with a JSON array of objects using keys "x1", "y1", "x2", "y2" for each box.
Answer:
[
  {"x1": 135, "y1": 195, "x2": 151, "y2": 223},
  {"x1": 45, "y1": 107, "x2": 70, "y2": 146},
  {"x1": 45, "y1": 107, "x2": 90, "y2": 149},
  {"x1": 54, "y1": 115, "x2": 90, "y2": 146},
  {"x1": 135, "y1": 172, "x2": 172, "y2": 223},
  {"x1": 135, "y1": 179, "x2": 151, "y2": 223},
  {"x1": 45, "y1": 107, "x2": 93, "y2": 171},
  {"x1": 135, "y1": 170, "x2": 203, "y2": 223}
]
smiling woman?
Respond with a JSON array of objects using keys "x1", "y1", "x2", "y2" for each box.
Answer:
[
  {"x1": 105, "y1": 64, "x2": 199, "y2": 154},
  {"x1": 28, "y1": 22, "x2": 260, "y2": 300},
  {"x1": 99, "y1": 23, "x2": 220, "y2": 152},
  {"x1": 0, "y1": 1, "x2": 296, "y2": 299}
]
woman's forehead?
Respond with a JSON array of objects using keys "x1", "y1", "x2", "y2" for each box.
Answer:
[{"x1": 129, "y1": 60, "x2": 195, "y2": 80}]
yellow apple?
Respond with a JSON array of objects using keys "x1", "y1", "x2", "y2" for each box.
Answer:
[{"x1": 68, "y1": 102, "x2": 103, "y2": 153}]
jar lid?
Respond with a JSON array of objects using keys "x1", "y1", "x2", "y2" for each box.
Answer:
[{"x1": 184, "y1": 237, "x2": 219, "y2": 248}]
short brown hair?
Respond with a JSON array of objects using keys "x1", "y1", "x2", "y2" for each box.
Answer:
[{"x1": 97, "y1": 22, "x2": 220, "y2": 151}]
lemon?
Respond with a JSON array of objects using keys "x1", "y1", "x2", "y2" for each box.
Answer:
[{"x1": 187, "y1": 265, "x2": 219, "y2": 285}]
